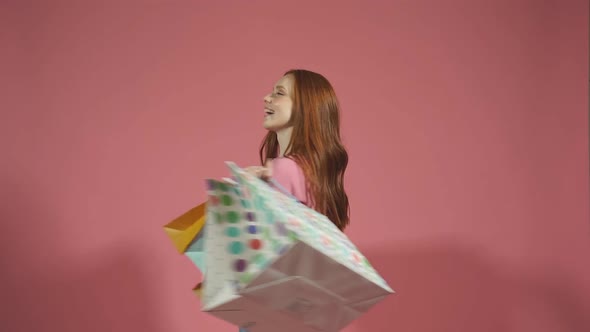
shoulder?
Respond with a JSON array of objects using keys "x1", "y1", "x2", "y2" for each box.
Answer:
[
  {"x1": 270, "y1": 157, "x2": 306, "y2": 183},
  {"x1": 271, "y1": 157, "x2": 302, "y2": 173},
  {"x1": 269, "y1": 157, "x2": 308, "y2": 204}
]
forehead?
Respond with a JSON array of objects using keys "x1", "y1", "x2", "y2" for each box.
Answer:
[{"x1": 274, "y1": 74, "x2": 294, "y2": 90}]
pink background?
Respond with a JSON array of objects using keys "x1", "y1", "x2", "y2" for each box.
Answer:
[{"x1": 2, "y1": 1, "x2": 589, "y2": 331}]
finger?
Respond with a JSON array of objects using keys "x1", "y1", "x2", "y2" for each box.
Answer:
[{"x1": 263, "y1": 160, "x2": 273, "y2": 178}]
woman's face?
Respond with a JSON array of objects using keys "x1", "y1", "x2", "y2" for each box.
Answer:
[{"x1": 263, "y1": 74, "x2": 294, "y2": 131}]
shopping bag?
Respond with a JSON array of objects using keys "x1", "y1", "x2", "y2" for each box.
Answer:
[
  {"x1": 200, "y1": 162, "x2": 394, "y2": 332},
  {"x1": 163, "y1": 202, "x2": 207, "y2": 253},
  {"x1": 184, "y1": 225, "x2": 206, "y2": 273},
  {"x1": 164, "y1": 202, "x2": 208, "y2": 275}
]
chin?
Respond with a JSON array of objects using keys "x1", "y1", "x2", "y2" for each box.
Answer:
[{"x1": 262, "y1": 122, "x2": 276, "y2": 131}]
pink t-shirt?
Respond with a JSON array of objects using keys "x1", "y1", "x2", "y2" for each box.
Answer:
[{"x1": 269, "y1": 157, "x2": 309, "y2": 206}]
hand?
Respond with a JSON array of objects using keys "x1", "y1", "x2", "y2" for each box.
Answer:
[
  {"x1": 244, "y1": 166, "x2": 267, "y2": 176},
  {"x1": 244, "y1": 160, "x2": 273, "y2": 181}
]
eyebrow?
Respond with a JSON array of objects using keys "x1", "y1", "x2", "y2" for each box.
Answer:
[{"x1": 275, "y1": 85, "x2": 287, "y2": 91}]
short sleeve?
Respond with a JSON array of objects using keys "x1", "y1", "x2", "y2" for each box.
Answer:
[{"x1": 269, "y1": 157, "x2": 308, "y2": 205}]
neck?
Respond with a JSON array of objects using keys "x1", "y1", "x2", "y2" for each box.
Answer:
[{"x1": 276, "y1": 127, "x2": 293, "y2": 157}]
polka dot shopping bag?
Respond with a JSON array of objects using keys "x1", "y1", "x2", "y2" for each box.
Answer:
[{"x1": 199, "y1": 162, "x2": 394, "y2": 332}]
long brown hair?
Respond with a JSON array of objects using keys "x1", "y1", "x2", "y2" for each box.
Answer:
[{"x1": 259, "y1": 69, "x2": 350, "y2": 230}]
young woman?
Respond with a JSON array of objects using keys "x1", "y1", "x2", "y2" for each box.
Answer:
[
  {"x1": 238, "y1": 69, "x2": 350, "y2": 332},
  {"x1": 247, "y1": 68, "x2": 350, "y2": 231}
]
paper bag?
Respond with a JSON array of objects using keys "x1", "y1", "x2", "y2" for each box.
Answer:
[
  {"x1": 164, "y1": 202, "x2": 207, "y2": 274},
  {"x1": 201, "y1": 162, "x2": 394, "y2": 332},
  {"x1": 164, "y1": 202, "x2": 206, "y2": 253}
]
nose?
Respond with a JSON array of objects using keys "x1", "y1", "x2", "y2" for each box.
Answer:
[{"x1": 263, "y1": 93, "x2": 272, "y2": 104}]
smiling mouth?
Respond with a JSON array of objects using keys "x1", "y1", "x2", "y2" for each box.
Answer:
[{"x1": 264, "y1": 108, "x2": 275, "y2": 115}]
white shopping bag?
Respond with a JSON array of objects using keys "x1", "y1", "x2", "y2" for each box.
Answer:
[{"x1": 201, "y1": 162, "x2": 394, "y2": 332}]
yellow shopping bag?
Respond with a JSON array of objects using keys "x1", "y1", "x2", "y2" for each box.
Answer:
[{"x1": 163, "y1": 202, "x2": 206, "y2": 254}]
